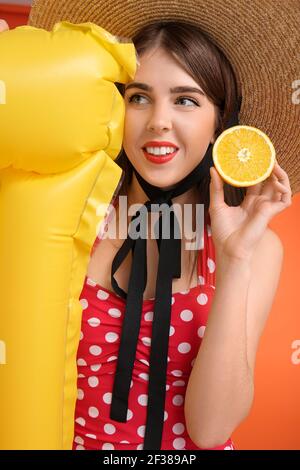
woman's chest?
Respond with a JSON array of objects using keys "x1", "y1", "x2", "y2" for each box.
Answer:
[
  {"x1": 86, "y1": 236, "x2": 199, "y2": 300},
  {"x1": 79, "y1": 278, "x2": 214, "y2": 377}
]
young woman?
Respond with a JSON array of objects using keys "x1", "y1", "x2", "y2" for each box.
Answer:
[
  {"x1": 72, "y1": 21, "x2": 291, "y2": 451},
  {"x1": 22, "y1": 0, "x2": 298, "y2": 451}
]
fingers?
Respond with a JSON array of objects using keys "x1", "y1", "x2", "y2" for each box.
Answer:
[
  {"x1": 0, "y1": 19, "x2": 9, "y2": 32},
  {"x1": 271, "y1": 161, "x2": 292, "y2": 206},
  {"x1": 260, "y1": 161, "x2": 292, "y2": 213},
  {"x1": 250, "y1": 161, "x2": 291, "y2": 205},
  {"x1": 259, "y1": 172, "x2": 278, "y2": 199}
]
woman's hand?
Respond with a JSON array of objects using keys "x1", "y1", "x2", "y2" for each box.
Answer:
[
  {"x1": 0, "y1": 19, "x2": 9, "y2": 32},
  {"x1": 208, "y1": 160, "x2": 292, "y2": 261}
]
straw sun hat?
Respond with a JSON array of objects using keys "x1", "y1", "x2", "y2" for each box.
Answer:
[{"x1": 28, "y1": 0, "x2": 300, "y2": 195}]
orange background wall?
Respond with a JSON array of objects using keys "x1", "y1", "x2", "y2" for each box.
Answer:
[
  {"x1": 232, "y1": 193, "x2": 300, "y2": 450},
  {"x1": 1, "y1": 2, "x2": 299, "y2": 451}
]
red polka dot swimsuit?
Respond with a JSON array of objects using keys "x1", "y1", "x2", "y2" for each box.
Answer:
[{"x1": 73, "y1": 211, "x2": 235, "y2": 450}]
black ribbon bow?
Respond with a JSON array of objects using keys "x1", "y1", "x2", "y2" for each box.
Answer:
[{"x1": 109, "y1": 101, "x2": 240, "y2": 449}]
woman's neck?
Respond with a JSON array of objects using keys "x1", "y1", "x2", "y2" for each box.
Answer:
[{"x1": 127, "y1": 172, "x2": 200, "y2": 208}]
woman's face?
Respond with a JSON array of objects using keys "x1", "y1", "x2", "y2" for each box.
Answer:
[{"x1": 123, "y1": 46, "x2": 217, "y2": 189}]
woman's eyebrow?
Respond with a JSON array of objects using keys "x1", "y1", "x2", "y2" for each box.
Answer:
[{"x1": 124, "y1": 82, "x2": 205, "y2": 96}]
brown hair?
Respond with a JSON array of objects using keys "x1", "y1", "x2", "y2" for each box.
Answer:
[{"x1": 115, "y1": 20, "x2": 246, "y2": 211}]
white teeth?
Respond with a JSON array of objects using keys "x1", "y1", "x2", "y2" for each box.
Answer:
[{"x1": 145, "y1": 146, "x2": 177, "y2": 156}]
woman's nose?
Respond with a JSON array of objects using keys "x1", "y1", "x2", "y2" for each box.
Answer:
[{"x1": 146, "y1": 105, "x2": 173, "y2": 132}]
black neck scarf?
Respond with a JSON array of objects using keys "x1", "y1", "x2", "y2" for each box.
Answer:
[{"x1": 109, "y1": 100, "x2": 240, "y2": 450}]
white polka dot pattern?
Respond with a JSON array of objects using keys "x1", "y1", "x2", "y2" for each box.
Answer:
[
  {"x1": 173, "y1": 395, "x2": 184, "y2": 406},
  {"x1": 141, "y1": 337, "x2": 151, "y2": 347},
  {"x1": 139, "y1": 373, "x2": 149, "y2": 381},
  {"x1": 107, "y1": 355, "x2": 117, "y2": 362},
  {"x1": 73, "y1": 216, "x2": 235, "y2": 451},
  {"x1": 105, "y1": 332, "x2": 119, "y2": 343},
  {"x1": 137, "y1": 394, "x2": 148, "y2": 406},
  {"x1": 104, "y1": 423, "x2": 116, "y2": 435},
  {"x1": 197, "y1": 293, "x2": 208, "y2": 305},
  {"x1": 102, "y1": 442, "x2": 114, "y2": 450},
  {"x1": 140, "y1": 359, "x2": 149, "y2": 366},
  {"x1": 178, "y1": 342, "x2": 191, "y2": 354},
  {"x1": 97, "y1": 289, "x2": 109, "y2": 300},
  {"x1": 144, "y1": 311, "x2": 153, "y2": 322},
  {"x1": 169, "y1": 326, "x2": 175, "y2": 336},
  {"x1": 207, "y1": 257, "x2": 215, "y2": 274},
  {"x1": 87, "y1": 317, "x2": 101, "y2": 327},
  {"x1": 108, "y1": 308, "x2": 122, "y2": 318},
  {"x1": 75, "y1": 417, "x2": 85, "y2": 427},
  {"x1": 171, "y1": 370, "x2": 183, "y2": 377},
  {"x1": 173, "y1": 437, "x2": 186, "y2": 449},
  {"x1": 74, "y1": 436, "x2": 84, "y2": 445},
  {"x1": 180, "y1": 309, "x2": 193, "y2": 322},
  {"x1": 88, "y1": 376, "x2": 99, "y2": 388},
  {"x1": 80, "y1": 298, "x2": 88, "y2": 310},
  {"x1": 198, "y1": 326, "x2": 206, "y2": 338},
  {"x1": 172, "y1": 423, "x2": 185, "y2": 435},
  {"x1": 89, "y1": 345, "x2": 102, "y2": 356},
  {"x1": 103, "y1": 392, "x2": 112, "y2": 404},
  {"x1": 77, "y1": 358, "x2": 87, "y2": 366},
  {"x1": 88, "y1": 407, "x2": 99, "y2": 418},
  {"x1": 137, "y1": 425, "x2": 146, "y2": 438}
]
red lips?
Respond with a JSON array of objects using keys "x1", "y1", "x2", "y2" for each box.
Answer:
[{"x1": 142, "y1": 148, "x2": 179, "y2": 164}]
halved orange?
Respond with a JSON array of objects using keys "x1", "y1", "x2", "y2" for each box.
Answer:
[{"x1": 212, "y1": 125, "x2": 276, "y2": 187}]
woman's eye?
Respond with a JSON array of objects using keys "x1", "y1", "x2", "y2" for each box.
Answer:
[
  {"x1": 176, "y1": 97, "x2": 199, "y2": 106},
  {"x1": 127, "y1": 94, "x2": 199, "y2": 106},
  {"x1": 128, "y1": 94, "x2": 148, "y2": 104}
]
